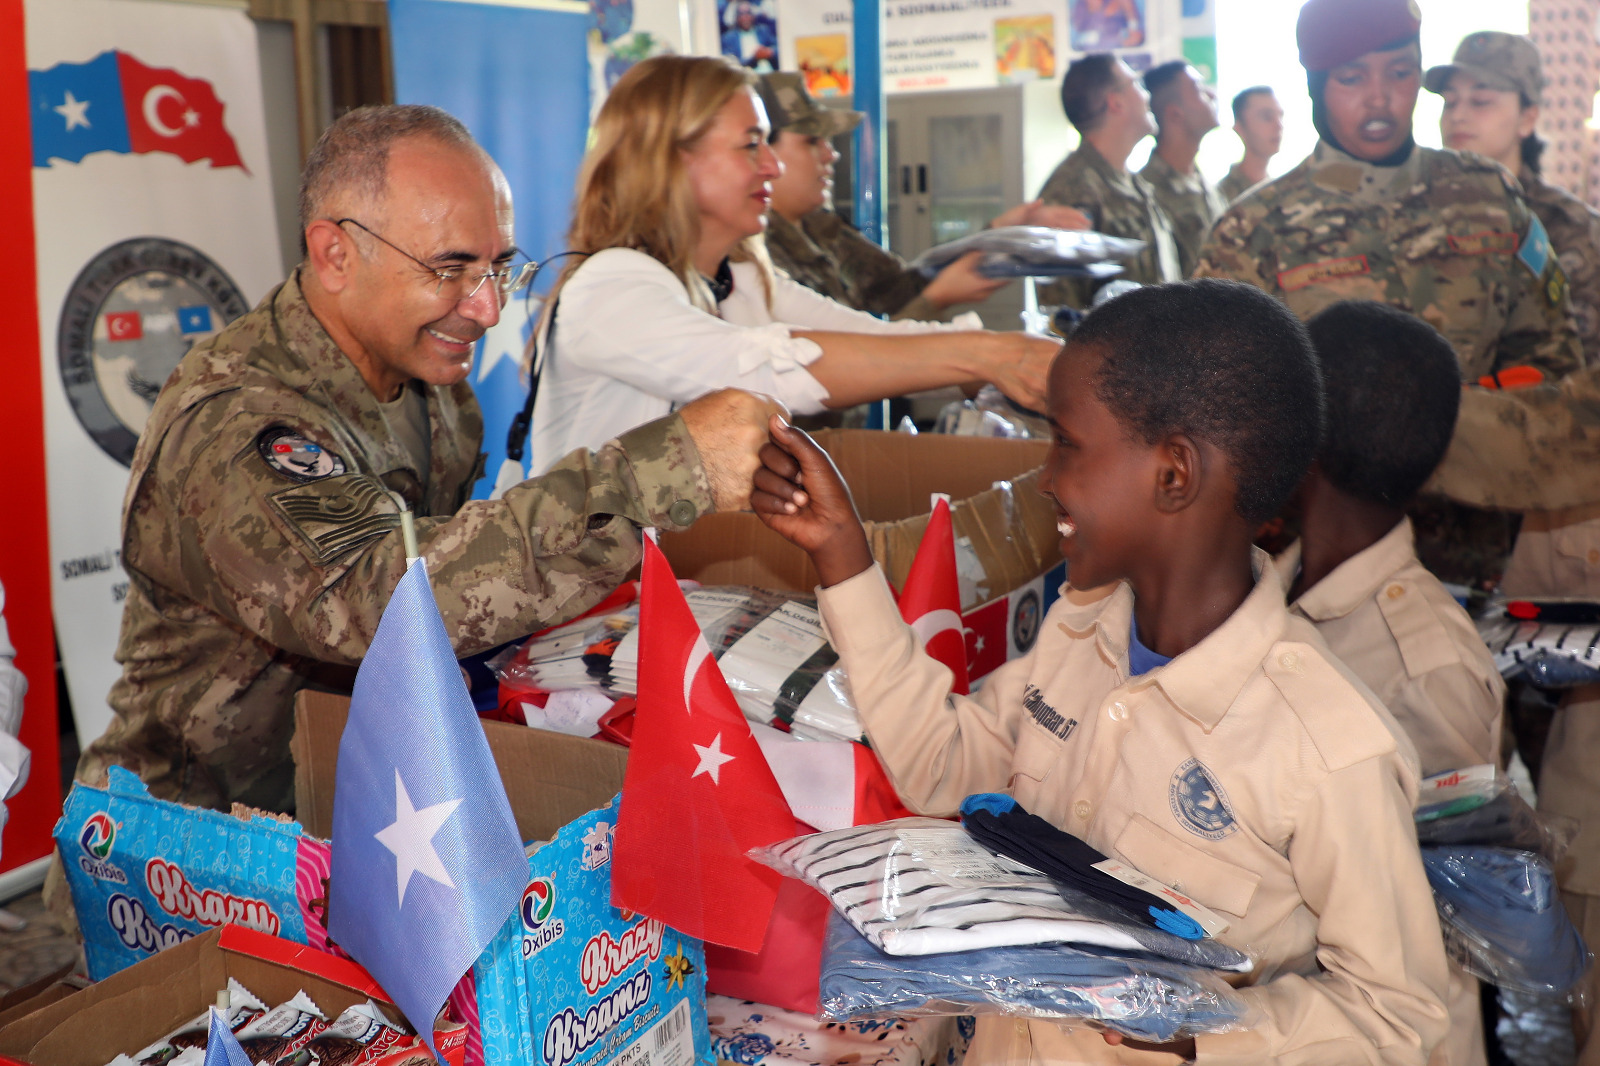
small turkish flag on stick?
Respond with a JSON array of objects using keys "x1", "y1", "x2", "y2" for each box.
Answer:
[
  {"x1": 612, "y1": 536, "x2": 793, "y2": 952},
  {"x1": 898, "y1": 496, "x2": 971, "y2": 695}
]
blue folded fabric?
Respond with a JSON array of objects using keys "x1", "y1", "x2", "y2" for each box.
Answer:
[
  {"x1": 1423, "y1": 846, "x2": 1591, "y2": 993},
  {"x1": 818, "y1": 911, "x2": 1250, "y2": 1042}
]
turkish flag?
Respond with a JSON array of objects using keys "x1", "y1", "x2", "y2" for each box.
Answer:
[
  {"x1": 104, "y1": 310, "x2": 142, "y2": 341},
  {"x1": 897, "y1": 497, "x2": 971, "y2": 694},
  {"x1": 612, "y1": 536, "x2": 793, "y2": 952},
  {"x1": 116, "y1": 52, "x2": 245, "y2": 170}
]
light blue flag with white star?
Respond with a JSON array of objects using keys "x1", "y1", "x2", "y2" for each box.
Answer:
[{"x1": 328, "y1": 558, "x2": 527, "y2": 1053}]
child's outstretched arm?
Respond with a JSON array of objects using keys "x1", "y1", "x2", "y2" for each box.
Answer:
[{"x1": 751, "y1": 415, "x2": 874, "y2": 587}]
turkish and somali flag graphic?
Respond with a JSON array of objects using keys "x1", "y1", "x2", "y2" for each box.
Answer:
[{"x1": 30, "y1": 50, "x2": 244, "y2": 170}]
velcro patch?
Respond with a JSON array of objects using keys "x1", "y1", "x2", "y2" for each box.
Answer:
[
  {"x1": 269, "y1": 474, "x2": 400, "y2": 564},
  {"x1": 1276, "y1": 255, "x2": 1369, "y2": 292},
  {"x1": 1447, "y1": 231, "x2": 1518, "y2": 256},
  {"x1": 1547, "y1": 264, "x2": 1569, "y2": 307},
  {"x1": 1518, "y1": 214, "x2": 1553, "y2": 278},
  {"x1": 257, "y1": 426, "x2": 346, "y2": 482}
]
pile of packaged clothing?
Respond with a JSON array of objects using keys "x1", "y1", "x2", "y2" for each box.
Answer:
[{"x1": 1477, "y1": 599, "x2": 1600, "y2": 688}]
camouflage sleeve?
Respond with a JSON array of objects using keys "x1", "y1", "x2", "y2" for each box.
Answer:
[
  {"x1": 1495, "y1": 199, "x2": 1584, "y2": 381},
  {"x1": 829, "y1": 224, "x2": 934, "y2": 319},
  {"x1": 1426, "y1": 364, "x2": 1600, "y2": 510},
  {"x1": 1191, "y1": 206, "x2": 1276, "y2": 292},
  {"x1": 1036, "y1": 164, "x2": 1098, "y2": 310},
  {"x1": 174, "y1": 411, "x2": 714, "y2": 662}
]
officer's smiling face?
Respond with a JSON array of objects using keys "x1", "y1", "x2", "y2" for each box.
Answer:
[
  {"x1": 1323, "y1": 43, "x2": 1421, "y2": 162},
  {"x1": 343, "y1": 139, "x2": 514, "y2": 396}
]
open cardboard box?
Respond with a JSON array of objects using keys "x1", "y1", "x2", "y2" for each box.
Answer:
[
  {"x1": 660, "y1": 429, "x2": 1057, "y2": 603},
  {"x1": 0, "y1": 926, "x2": 388, "y2": 1066}
]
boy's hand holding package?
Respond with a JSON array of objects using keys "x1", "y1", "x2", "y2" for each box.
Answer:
[{"x1": 753, "y1": 416, "x2": 874, "y2": 586}]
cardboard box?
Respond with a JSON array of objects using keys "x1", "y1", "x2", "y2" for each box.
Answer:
[
  {"x1": 0, "y1": 925, "x2": 388, "y2": 1066},
  {"x1": 658, "y1": 429, "x2": 1058, "y2": 607}
]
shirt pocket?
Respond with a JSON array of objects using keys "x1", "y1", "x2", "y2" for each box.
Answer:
[{"x1": 1112, "y1": 812, "x2": 1261, "y2": 919}]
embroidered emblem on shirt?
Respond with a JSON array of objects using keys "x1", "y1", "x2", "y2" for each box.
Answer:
[
  {"x1": 1276, "y1": 255, "x2": 1369, "y2": 292},
  {"x1": 257, "y1": 426, "x2": 346, "y2": 482},
  {"x1": 1169, "y1": 758, "x2": 1238, "y2": 841},
  {"x1": 1517, "y1": 214, "x2": 1552, "y2": 278},
  {"x1": 269, "y1": 475, "x2": 399, "y2": 564},
  {"x1": 1547, "y1": 264, "x2": 1569, "y2": 308},
  {"x1": 1022, "y1": 685, "x2": 1078, "y2": 742},
  {"x1": 1446, "y1": 231, "x2": 1518, "y2": 256}
]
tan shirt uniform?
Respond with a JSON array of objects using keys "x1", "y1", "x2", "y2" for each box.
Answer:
[
  {"x1": 1277, "y1": 521, "x2": 1505, "y2": 777},
  {"x1": 1140, "y1": 152, "x2": 1228, "y2": 278},
  {"x1": 817, "y1": 556, "x2": 1449, "y2": 1066}
]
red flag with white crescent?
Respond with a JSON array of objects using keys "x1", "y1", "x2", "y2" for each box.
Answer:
[
  {"x1": 898, "y1": 497, "x2": 971, "y2": 694},
  {"x1": 116, "y1": 52, "x2": 245, "y2": 170},
  {"x1": 612, "y1": 536, "x2": 793, "y2": 952}
]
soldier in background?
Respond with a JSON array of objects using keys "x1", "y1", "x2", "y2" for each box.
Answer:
[
  {"x1": 756, "y1": 74, "x2": 1088, "y2": 322},
  {"x1": 71, "y1": 105, "x2": 777, "y2": 817},
  {"x1": 1138, "y1": 61, "x2": 1226, "y2": 276},
  {"x1": 1037, "y1": 54, "x2": 1181, "y2": 309},
  {"x1": 1431, "y1": 31, "x2": 1600, "y2": 1062},
  {"x1": 1218, "y1": 86, "x2": 1284, "y2": 203},
  {"x1": 1194, "y1": 0, "x2": 1580, "y2": 591}
]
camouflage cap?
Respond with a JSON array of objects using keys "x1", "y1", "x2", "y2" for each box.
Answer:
[
  {"x1": 1297, "y1": 0, "x2": 1421, "y2": 72},
  {"x1": 1424, "y1": 32, "x2": 1544, "y2": 102},
  {"x1": 755, "y1": 72, "x2": 863, "y2": 139}
]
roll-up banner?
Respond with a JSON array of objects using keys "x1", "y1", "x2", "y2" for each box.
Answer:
[
  {"x1": 388, "y1": 0, "x2": 592, "y2": 496},
  {"x1": 27, "y1": 0, "x2": 283, "y2": 752}
]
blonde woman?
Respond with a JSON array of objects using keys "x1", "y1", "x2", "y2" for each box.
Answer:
[{"x1": 528, "y1": 55, "x2": 1059, "y2": 474}]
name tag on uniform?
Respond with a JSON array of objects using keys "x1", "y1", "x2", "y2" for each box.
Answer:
[
  {"x1": 1276, "y1": 255, "x2": 1369, "y2": 292},
  {"x1": 1447, "y1": 231, "x2": 1519, "y2": 256}
]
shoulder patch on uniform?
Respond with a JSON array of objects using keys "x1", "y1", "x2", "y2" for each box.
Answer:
[
  {"x1": 268, "y1": 474, "x2": 399, "y2": 565},
  {"x1": 1547, "y1": 263, "x2": 1569, "y2": 308},
  {"x1": 1276, "y1": 255, "x2": 1369, "y2": 292},
  {"x1": 257, "y1": 426, "x2": 347, "y2": 482},
  {"x1": 1375, "y1": 579, "x2": 1466, "y2": 680},
  {"x1": 1518, "y1": 214, "x2": 1553, "y2": 278},
  {"x1": 1167, "y1": 758, "x2": 1238, "y2": 841},
  {"x1": 1447, "y1": 231, "x2": 1518, "y2": 256},
  {"x1": 1266, "y1": 640, "x2": 1398, "y2": 772}
]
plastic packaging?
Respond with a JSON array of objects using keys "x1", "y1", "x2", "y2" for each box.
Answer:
[
  {"x1": 1414, "y1": 765, "x2": 1577, "y2": 863},
  {"x1": 1477, "y1": 605, "x2": 1600, "y2": 688},
  {"x1": 818, "y1": 912, "x2": 1255, "y2": 1041},
  {"x1": 752, "y1": 819, "x2": 1251, "y2": 972},
  {"x1": 1422, "y1": 846, "x2": 1591, "y2": 994},
  {"x1": 932, "y1": 386, "x2": 1048, "y2": 439},
  {"x1": 910, "y1": 226, "x2": 1146, "y2": 280}
]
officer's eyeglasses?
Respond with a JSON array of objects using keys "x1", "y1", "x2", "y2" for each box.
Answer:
[{"x1": 335, "y1": 218, "x2": 535, "y2": 303}]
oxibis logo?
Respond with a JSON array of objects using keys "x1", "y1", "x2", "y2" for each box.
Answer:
[
  {"x1": 77, "y1": 812, "x2": 127, "y2": 883},
  {"x1": 580, "y1": 916, "x2": 666, "y2": 995},
  {"x1": 520, "y1": 877, "x2": 564, "y2": 959},
  {"x1": 144, "y1": 857, "x2": 281, "y2": 935}
]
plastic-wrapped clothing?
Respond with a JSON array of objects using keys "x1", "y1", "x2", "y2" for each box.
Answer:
[
  {"x1": 1415, "y1": 788, "x2": 1571, "y2": 859},
  {"x1": 1422, "y1": 846, "x2": 1591, "y2": 993},
  {"x1": 910, "y1": 226, "x2": 1145, "y2": 280},
  {"x1": 818, "y1": 911, "x2": 1252, "y2": 1042}
]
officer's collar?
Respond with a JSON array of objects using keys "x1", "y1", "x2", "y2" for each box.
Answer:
[{"x1": 1309, "y1": 139, "x2": 1424, "y2": 203}]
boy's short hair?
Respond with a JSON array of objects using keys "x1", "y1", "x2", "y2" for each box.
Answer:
[
  {"x1": 1060, "y1": 55, "x2": 1119, "y2": 133},
  {"x1": 1072, "y1": 280, "x2": 1324, "y2": 525},
  {"x1": 1306, "y1": 301, "x2": 1461, "y2": 507},
  {"x1": 1230, "y1": 85, "x2": 1273, "y2": 123}
]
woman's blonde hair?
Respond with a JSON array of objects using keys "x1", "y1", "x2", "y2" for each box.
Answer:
[{"x1": 546, "y1": 54, "x2": 775, "y2": 321}]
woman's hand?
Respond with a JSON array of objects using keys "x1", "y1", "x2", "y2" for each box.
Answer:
[
  {"x1": 751, "y1": 416, "x2": 874, "y2": 587},
  {"x1": 982, "y1": 333, "x2": 1061, "y2": 414},
  {"x1": 1102, "y1": 1031, "x2": 1196, "y2": 1062},
  {"x1": 922, "y1": 251, "x2": 1009, "y2": 310}
]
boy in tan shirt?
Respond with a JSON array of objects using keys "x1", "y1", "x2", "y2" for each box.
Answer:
[{"x1": 751, "y1": 279, "x2": 1449, "y2": 1065}]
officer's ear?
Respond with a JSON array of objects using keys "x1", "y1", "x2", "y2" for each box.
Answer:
[{"x1": 305, "y1": 219, "x2": 358, "y2": 295}]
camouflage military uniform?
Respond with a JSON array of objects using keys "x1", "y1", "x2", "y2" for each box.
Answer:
[
  {"x1": 1217, "y1": 164, "x2": 1258, "y2": 205},
  {"x1": 1035, "y1": 140, "x2": 1182, "y2": 308},
  {"x1": 1195, "y1": 140, "x2": 1582, "y2": 587},
  {"x1": 77, "y1": 273, "x2": 714, "y2": 814},
  {"x1": 1139, "y1": 152, "x2": 1227, "y2": 277},
  {"x1": 764, "y1": 209, "x2": 943, "y2": 322}
]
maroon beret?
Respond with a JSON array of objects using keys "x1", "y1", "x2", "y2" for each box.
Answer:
[{"x1": 1297, "y1": 0, "x2": 1422, "y2": 72}]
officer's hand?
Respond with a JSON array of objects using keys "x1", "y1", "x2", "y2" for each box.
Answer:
[
  {"x1": 923, "y1": 252, "x2": 1009, "y2": 310},
  {"x1": 983, "y1": 333, "x2": 1060, "y2": 414},
  {"x1": 678, "y1": 389, "x2": 788, "y2": 513},
  {"x1": 1102, "y1": 1031, "x2": 1196, "y2": 1062},
  {"x1": 752, "y1": 415, "x2": 873, "y2": 587}
]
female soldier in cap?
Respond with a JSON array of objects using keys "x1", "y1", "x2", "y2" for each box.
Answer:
[
  {"x1": 1433, "y1": 31, "x2": 1600, "y2": 1065},
  {"x1": 756, "y1": 72, "x2": 1086, "y2": 322},
  {"x1": 525, "y1": 56, "x2": 1060, "y2": 475},
  {"x1": 1193, "y1": 0, "x2": 1580, "y2": 592}
]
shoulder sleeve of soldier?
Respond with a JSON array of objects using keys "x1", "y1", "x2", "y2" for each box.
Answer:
[{"x1": 1265, "y1": 637, "x2": 1400, "y2": 772}]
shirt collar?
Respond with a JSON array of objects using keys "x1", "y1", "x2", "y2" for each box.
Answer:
[
  {"x1": 1278, "y1": 517, "x2": 1415, "y2": 622},
  {"x1": 1061, "y1": 547, "x2": 1291, "y2": 732},
  {"x1": 1309, "y1": 138, "x2": 1423, "y2": 204},
  {"x1": 1076, "y1": 138, "x2": 1137, "y2": 192}
]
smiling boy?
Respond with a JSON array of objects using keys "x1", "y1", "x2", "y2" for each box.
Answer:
[{"x1": 753, "y1": 280, "x2": 1450, "y2": 1065}]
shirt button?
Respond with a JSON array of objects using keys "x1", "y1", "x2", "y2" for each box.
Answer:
[
  {"x1": 1108, "y1": 700, "x2": 1129, "y2": 721},
  {"x1": 1074, "y1": 799, "x2": 1092, "y2": 820},
  {"x1": 1386, "y1": 584, "x2": 1406, "y2": 599},
  {"x1": 1278, "y1": 651, "x2": 1301, "y2": 671},
  {"x1": 667, "y1": 499, "x2": 698, "y2": 526}
]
